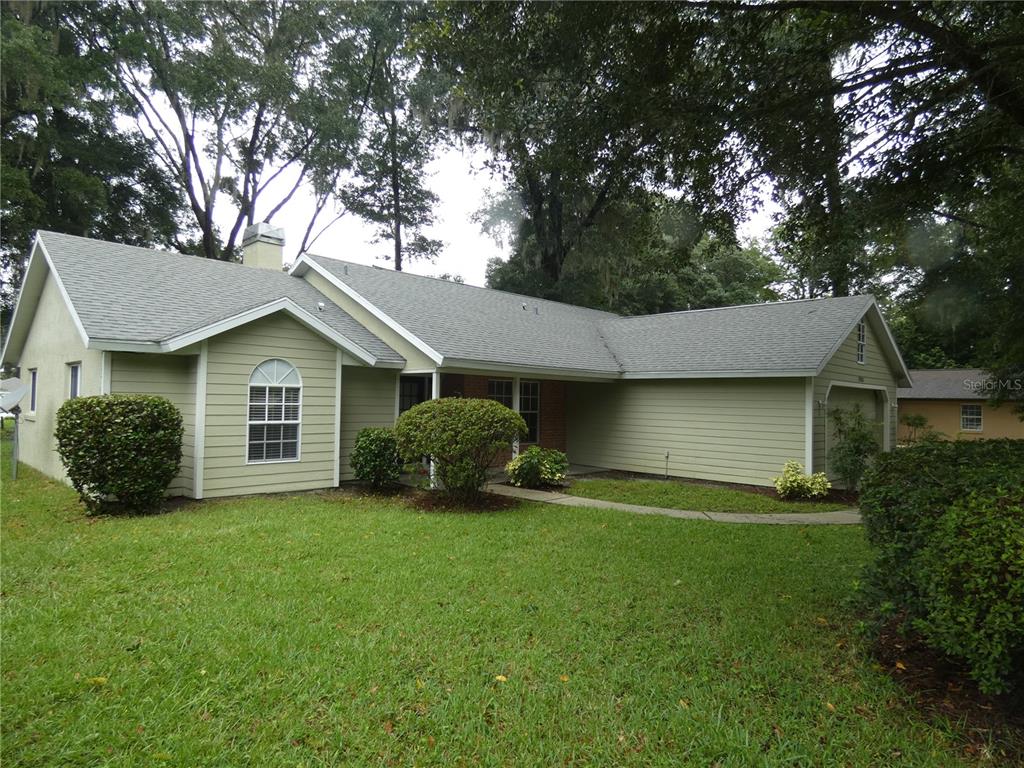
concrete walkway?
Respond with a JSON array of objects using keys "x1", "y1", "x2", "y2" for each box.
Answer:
[{"x1": 484, "y1": 483, "x2": 862, "y2": 525}]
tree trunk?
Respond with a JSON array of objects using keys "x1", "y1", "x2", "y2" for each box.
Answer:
[{"x1": 389, "y1": 102, "x2": 403, "y2": 271}]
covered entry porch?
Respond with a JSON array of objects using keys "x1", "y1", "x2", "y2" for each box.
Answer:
[{"x1": 397, "y1": 371, "x2": 569, "y2": 459}]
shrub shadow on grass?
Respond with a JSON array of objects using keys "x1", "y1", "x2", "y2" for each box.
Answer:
[
  {"x1": 77, "y1": 494, "x2": 202, "y2": 519},
  {"x1": 405, "y1": 489, "x2": 519, "y2": 513},
  {"x1": 872, "y1": 616, "x2": 1024, "y2": 762}
]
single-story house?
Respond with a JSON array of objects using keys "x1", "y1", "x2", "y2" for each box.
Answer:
[
  {"x1": 897, "y1": 369, "x2": 1024, "y2": 441},
  {"x1": 1, "y1": 226, "x2": 912, "y2": 497}
]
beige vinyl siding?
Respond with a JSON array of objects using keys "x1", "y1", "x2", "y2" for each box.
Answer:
[
  {"x1": 110, "y1": 352, "x2": 197, "y2": 496},
  {"x1": 567, "y1": 378, "x2": 806, "y2": 486},
  {"x1": 302, "y1": 270, "x2": 428, "y2": 370},
  {"x1": 15, "y1": 270, "x2": 103, "y2": 482},
  {"x1": 812, "y1": 314, "x2": 899, "y2": 479},
  {"x1": 202, "y1": 313, "x2": 338, "y2": 498},
  {"x1": 339, "y1": 366, "x2": 399, "y2": 481}
]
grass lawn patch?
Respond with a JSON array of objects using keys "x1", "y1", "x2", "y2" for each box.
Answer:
[
  {"x1": 0, "y1": 451, "x2": 992, "y2": 766},
  {"x1": 566, "y1": 477, "x2": 852, "y2": 514}
]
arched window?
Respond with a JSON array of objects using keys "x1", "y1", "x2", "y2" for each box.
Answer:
[{"x1": 247, "y1": 359, "x2": 301, "y2": 463}]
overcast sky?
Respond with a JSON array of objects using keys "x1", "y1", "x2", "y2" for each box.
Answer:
[{"x1": 216, "y1": 144, "x2": 778, "y2": 287}]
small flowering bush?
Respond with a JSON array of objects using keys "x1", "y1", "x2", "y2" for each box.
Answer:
[
  {"x1": 773, "y1": 460, "x2": 831, "y2": 500},
  {"x1": 506, "y1": 446, "x2": 569, "y2": 488}
]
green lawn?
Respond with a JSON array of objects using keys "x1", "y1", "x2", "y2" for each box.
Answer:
[
  {"x1": 1, "y1": 459, "x2": 974, "y2": 767},
  {"x1": 566, "y1": 477, "x2": 852, "y2": 514}
]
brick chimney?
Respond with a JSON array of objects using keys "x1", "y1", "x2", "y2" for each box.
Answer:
[{"x1": 241, "y1": 222, "x2": 285, "y2": 270}]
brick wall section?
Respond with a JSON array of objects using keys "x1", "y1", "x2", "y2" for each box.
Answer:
[
  {"x1": 539, "y1": 380, "x2": 567, "y2": 452},
  {"x1": 441, "y1": 374, "x2": 568, "y2": 464}
]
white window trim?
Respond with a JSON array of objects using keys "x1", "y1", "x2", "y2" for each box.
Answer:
[
  {"x1": 28, "y1": 368, "x2": 38, "y2": 413},
  {"x1": 519, "y1": 379, "x2": 541, "y2": 445},
  {"x1": 246, "y1": 359, "x2": 303, "y2": 465},
  {"x1": 856, "y1": 320, "x2": 866, "y2": 364},
  {"x1": 67, "y1": 362, "x2": 81, "y2": 399},
  {"x1": 960, "y1": 403, "x2": 983, "y2": 432},
  {"x1": 487, "y1": 378, "x2": 514, "y2": 409}
]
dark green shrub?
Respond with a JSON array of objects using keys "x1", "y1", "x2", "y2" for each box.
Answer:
[
  {"x1": 860, "y1": 439, "x2": 1024, "y2": 694},
  {"x1": 351, "y1": 427, "x2": 402, "y2": 489},
  {"x1": 394, "y1": 398, "x2": 525, "y2": 501},
  {"x1": 914, "y1": 489, "x2": 1024, "y2": 694},
  {"x1": 55, "y1": 395, "x2": 183, "y2": 513},
  {"x1": 828, "y1": 405, "x2": 880, "y2": 489},
  {"x1": 506, "y1": 445, "x2": 569, "y2": 488}
]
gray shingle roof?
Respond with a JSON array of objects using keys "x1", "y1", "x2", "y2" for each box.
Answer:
[
  {"x1": 598, "y1": 295, "x2": 875, "y2": 374},
  {"x1": 308, "y1": 256, "x2": 881, "y2": 377},
  {"x1": 308, "y1": 255, "x2": 623, "y2": 373},
  {"x1": 38, "y1": 231, "x2": 404, "y2": 364},
  {"x1": 898, "y1": 369, "x2": 990, "y2": 399}
]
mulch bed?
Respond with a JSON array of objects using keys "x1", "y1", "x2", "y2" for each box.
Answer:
[
  {"x1": 872, "y1": 618, "x2": 1023, "y2": 762},
  {"x1": 405, "y1": 489, "x2": 519, "y2": 512},
  {"x1": 582, "y1": 469, "x2": 860, "y2": 505}
]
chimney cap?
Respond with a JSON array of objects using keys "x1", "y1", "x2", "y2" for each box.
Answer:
[{"x1": 242, "y1": 221, "x2": 285, "y2": 247}]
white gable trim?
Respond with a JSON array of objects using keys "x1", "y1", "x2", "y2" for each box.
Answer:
[
  {"x1": 815, "y1": 298, "x2": 912, "y2": 386},
  {"x1": 84, "y1": 298, "x2": 401, "y2": 368},
  {"x1": 0, "y1": 234, "x2": 90, "y2": 365},
  {"x1": 291, "y1": 256, "x2": 444, "y2": 366}
]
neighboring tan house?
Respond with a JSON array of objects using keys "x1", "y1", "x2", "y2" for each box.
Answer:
[
  {"x1": 898, "y1": 369, "x2": 1024, "y2": 442},
  {"x1": 1, "y1": 227, "x2": 912, "y2": 497}
]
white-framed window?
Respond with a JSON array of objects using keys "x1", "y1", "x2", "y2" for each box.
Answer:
[
  {"x1": 29, "y1": 369, "x2": 37, "y2": 412},
  {"x1": 519, "y1": 380, "x2": 540, "y2": 443},
  {"x1": 487, "y1": 379, "x2": 513, "y2": 409},
  {"x1": 247, "y1": 359, "x2": 301, "y2": 463},
  {"x1": 856, "y1": 320, "x2": 866, "y2": 364},
  {"x1": 960, "y1": 403, "x2": 983, "y2": 432},
  {"x1": 68, "y1": 362, "x2": 81, "y2": 398}
]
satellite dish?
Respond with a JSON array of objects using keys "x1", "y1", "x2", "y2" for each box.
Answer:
[{"x1": 0, "y1": 377, "x2": 30, "y2": 412}]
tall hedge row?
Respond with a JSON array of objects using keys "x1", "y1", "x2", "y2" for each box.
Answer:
[{"x1": 859, "y1": 439, "x2": 1024, "y2": 694}]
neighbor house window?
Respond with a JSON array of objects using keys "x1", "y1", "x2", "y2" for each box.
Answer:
[
  {"x1": 487, "y1": 379, "x2": 513, "y2": 409},
  {"x1": 856, "y1": 320, "x2": 866, "y2": 364},
  {"x1": 247, "y1": 359, "x2": 301, "y2": 463},
  {"x1": 68, "y1": 363, "x2": 80, "y2": 399},
  {"x1": 960, "y1": 403, "x2": 983, "y2": 432},
  {"x1": 29, "y1": 369, "x2": 37, "y2": 411},
  {"x1": 519, "y1": 380, "x2": 540, "y2": 443}
]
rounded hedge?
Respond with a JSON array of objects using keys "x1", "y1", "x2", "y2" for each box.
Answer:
[
  {"x1": 860, "y1": 439, "x2": 1024, "y2": 694},
  {"x1": 351, "y1": 427, "x2": 402, "y2": 489},
  {"x1": 394, "y1": 398, "x2": 525, "y2": 500},
  {"x1": 55, "y1": 394, "x2": 183, "y2": 513},
  {"x1": 914, "y1": 488, "x2": 1024, "y2": 695}
]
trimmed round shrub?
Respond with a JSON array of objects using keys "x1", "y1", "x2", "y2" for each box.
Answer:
[
  {"x1": 914, "y1": 488, "x2": 1024, "y2": 695},
  {"x1": 772, "y1": 460, "x2": 831, "y2": 500},
  {"x1": 351, "y1": 427, "x2": 402, "y2": 489},
  {"x1": 506, "y1": 445, "x2": 568, "y2": 488},
  {"x1": 55, "y1": 394, "x2": 183, "y2": 513},
  {"x1": 394, "y1": 398, "x2": 526, "y2": 501}
]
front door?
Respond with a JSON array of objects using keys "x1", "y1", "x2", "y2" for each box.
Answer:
[{"x1": 399, "y1": 375, "x2": 430, "y2": 414}]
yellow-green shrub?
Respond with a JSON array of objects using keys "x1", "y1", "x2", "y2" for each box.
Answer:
[{"x1": 772, "y1": 460, "x2": 831, "y2": 500}]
